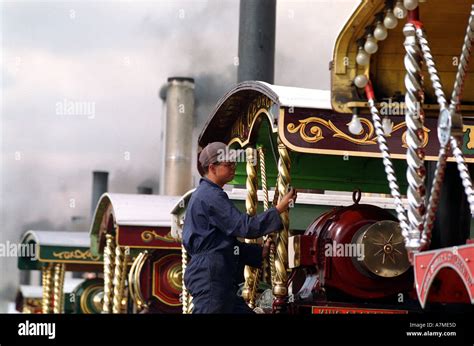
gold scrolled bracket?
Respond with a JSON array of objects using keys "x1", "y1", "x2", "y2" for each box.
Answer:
[
  {"x1": 127, "y1": 252, "x2": 137, "y2": 310},
  {"x1": 242, "y1": 147, "x2": 261, "y2": 309},
  {"x1": 52, "y1": 263, "x2": 65, "y2": 313},
  {"x1": 141, "y1": 230, "x2": 175, "y2": 243},
  {"x1": 102, "y1": 233, "x2": 115, "y2": 313},
  {"x1": 273, "y1": 137, "x2": 291, "y2": 311},
  {"x1": 41, "y1": 263, "x2": 54, "y2": 314},
  {"x1": 128, "y1": 250, "x2": 149, "y2": 311}
]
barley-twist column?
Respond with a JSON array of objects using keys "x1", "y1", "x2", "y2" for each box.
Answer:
[
  {"x1": 258, "y1": 146, "x2": 275, "y2": 285},
  {"x1": 415, "y1": 26, "x2": 450, "y2": 249},
  {"x1": 450, "y1": 5, "x2": 474, "y2": 114},
  {"x1": 41, "y1": 264, "x2": 54, "y2": 314},
  {"x1": 242, "y1": 147, "x2": 260, "y2": 308},
  {"x1": 451, "y1": 137, "x2": 474, "y2": 215},
  {"x1": 112, "y1": 244, "x2": 126, "y2": 313},
  {"x1": 403, "y1": 22, "x2": 426, "y2": 257},
  {"x1": 366, "y1": 87, "x2": 409, "y2": 236},
  {"x1": 273, "y1": 137, "x2": 291, "y2": 311},
  {"x1": 181, "y1": 245, "x2": 194, "y2": 314},
  {"x1": 120, "y1": 247, "x2": 130, "y2": 312},
  {"x1": 102, "y1": 233, "x2": 115, "y2": 313},
  {"x1": 52, "y1": 263, "x2": 65, "y2": 313}
]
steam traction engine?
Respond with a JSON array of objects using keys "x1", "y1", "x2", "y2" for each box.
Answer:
[
  {"x1": 189, "y1": 0, "x2": 474, "y2": 313},
  {"x1": 90, "y1": 193, "x2": 183, "y2": 313},
  {"x1": 17, "y1": 230, "x2": 104, "y2": 314}
]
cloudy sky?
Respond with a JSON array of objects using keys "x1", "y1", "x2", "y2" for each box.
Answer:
[{"x1": 0, "y1": 0, "x2": 357, "y2": 308}]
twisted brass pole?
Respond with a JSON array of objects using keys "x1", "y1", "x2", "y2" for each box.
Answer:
[
  {"x1": 112, "y1": 245, "x2": 126, "y2": 313},
  {"x1": 258, "y1": 147, "x2": 269, "y2": 211},
  {"x1": 273, "y1": 137, "x2": 291, "y2": 308},
  {"x1": 41, "y1": 264, "x2": 53, "y2": 314},
  {"x1": 258, "y1": 146, "x2": 276, "y2": 285},
  {"x1": 182, "y1": 246, "x2": 193, "y2": 314},
  {"x1": 52, "y1": 263, "x2": 65, "y2": 314},
  {"x1": 102, "y1": 233, "x2": 115, "y2": 313},
  {"x1": 181, "y1": 245, "x2": 193, "y2": 314},
  {"x1": 242, "y1": 147, "x2": 260, "y2": 309},
  {"x1": 120, "y1": 248, "x2": 130, "y2": 312}
]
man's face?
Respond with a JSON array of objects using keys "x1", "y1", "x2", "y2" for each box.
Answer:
[{"x1": 209, "y1": 161, "x2": 236, "y2": 184}]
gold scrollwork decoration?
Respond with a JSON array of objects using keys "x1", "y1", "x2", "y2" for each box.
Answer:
[
  {"x1": 287, "y1": 117, "x2": 430, "y2": 148},
  {"x1": 463, "y1": 125, "x2": 474, "y2": 150},
  {"x1": 141, "y1": 230, "x2": 176, "y2": 243},
  {"x1": 231, "y1": 95, "x2": 273, "y2": 142},
  {"x1": 287, "y1": 117, "x2": 376, "y2": 145},
  {"x1": 52, "y1": 249, "x2": 100, "y2": 261}
]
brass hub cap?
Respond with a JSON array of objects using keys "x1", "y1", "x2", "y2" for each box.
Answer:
[{"x1": 356, "y1": 220, "x2": 410, "y2": 278}]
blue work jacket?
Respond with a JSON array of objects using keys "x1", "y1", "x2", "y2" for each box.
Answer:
[{"x1": 183, "y1": 177, "x2": 283, "y2": 313}]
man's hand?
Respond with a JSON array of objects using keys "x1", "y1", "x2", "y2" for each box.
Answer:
[
  {"x1": 276, "y1": 187, "x2": 297, "y2": 214},
  {"x1": 262, "y1": 237, "x2": 275, "y2": 259}
]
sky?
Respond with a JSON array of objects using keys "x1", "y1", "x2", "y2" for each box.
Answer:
[{"x1": 0, "y1": 0, "x2": 357, "y2": 309}]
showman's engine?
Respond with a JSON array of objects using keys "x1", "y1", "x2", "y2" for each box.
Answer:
[{"x1": 289, "y1": 191, "x2": 413, "y2": 302}]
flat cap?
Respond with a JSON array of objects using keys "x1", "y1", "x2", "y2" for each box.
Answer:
[{"x1": 198, "y1": 142, "x2": 229, "y2": 169}]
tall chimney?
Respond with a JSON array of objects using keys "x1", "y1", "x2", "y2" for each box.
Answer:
[
  {"x1": 137, "y1": 186, "x2": 153, "y2": 195},
  {"x1": 91, "y1": 171, "x2": 108, "y2": 217},
  {"x1": 160, "y1": 77, "x2": 195, "y2": 196},
  {"x1": 237, "y1": 0, "x2": 276, "y2": 83}
]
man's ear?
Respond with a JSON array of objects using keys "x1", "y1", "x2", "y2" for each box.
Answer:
[{"x1": 207, "y1": 164, "x2": 215, "y2": 176}]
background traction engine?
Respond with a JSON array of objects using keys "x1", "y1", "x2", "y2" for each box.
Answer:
[
  {"x1": 90, "y1": 193, "x2": 183, "y2": 313},
  {"x1": 290, "y1": 193, "x2": 413, "y2": 304}
]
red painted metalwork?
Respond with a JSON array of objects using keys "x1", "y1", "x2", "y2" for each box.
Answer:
[
  {"x1": 312, "y1": 306, "x2": 408, "y2": 314},
  {"x1": 295, "y1": 203, "x2": 413, "y2": 300},
  {"x1": 137, "y1": 252, "x2": 182, "y2": 313},
  {"x1": 151, "y1": 253, "x2": 181, "y2": 306},
  {"x1": 413, "y1": 243, "x2": 474, "y2": 308}
]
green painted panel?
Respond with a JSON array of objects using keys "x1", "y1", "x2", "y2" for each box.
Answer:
[
  {"x1": 39, "y1": 246, "x2": 103, "y2": 263},
  {"x1": 226, "y1": 118, "x2": 474, "y2": 242},
  {"x1": 18, "y1": 256, "x2": 41, "y2": 270},
  {"x1": 233, "y1": 199, "x2": 336, "y2": 232},
  {"x1": 229, "y1": 118, "x2": 408, "y2": 194}
]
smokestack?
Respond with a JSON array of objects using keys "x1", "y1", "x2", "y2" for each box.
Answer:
[
  {"x1": 160, "y1": 77, "x2": 195, "y2": 196},
  {"x1": 91, "y1": 171, "x2": 108, "y2": 217},
  {"x1": 71, "y1": 215, "x2": 87, "y2": 232},
  {"x1": 137, "y1": 186, "x2": 153, "y2": 195},
  {"x1": 237, "y1": 0, "x2": 276, "y2": 83}
]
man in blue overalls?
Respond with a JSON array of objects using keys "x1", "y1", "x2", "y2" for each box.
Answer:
[{"x1": 183, "y1": 142, "x2": 297, "y2": 313}]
